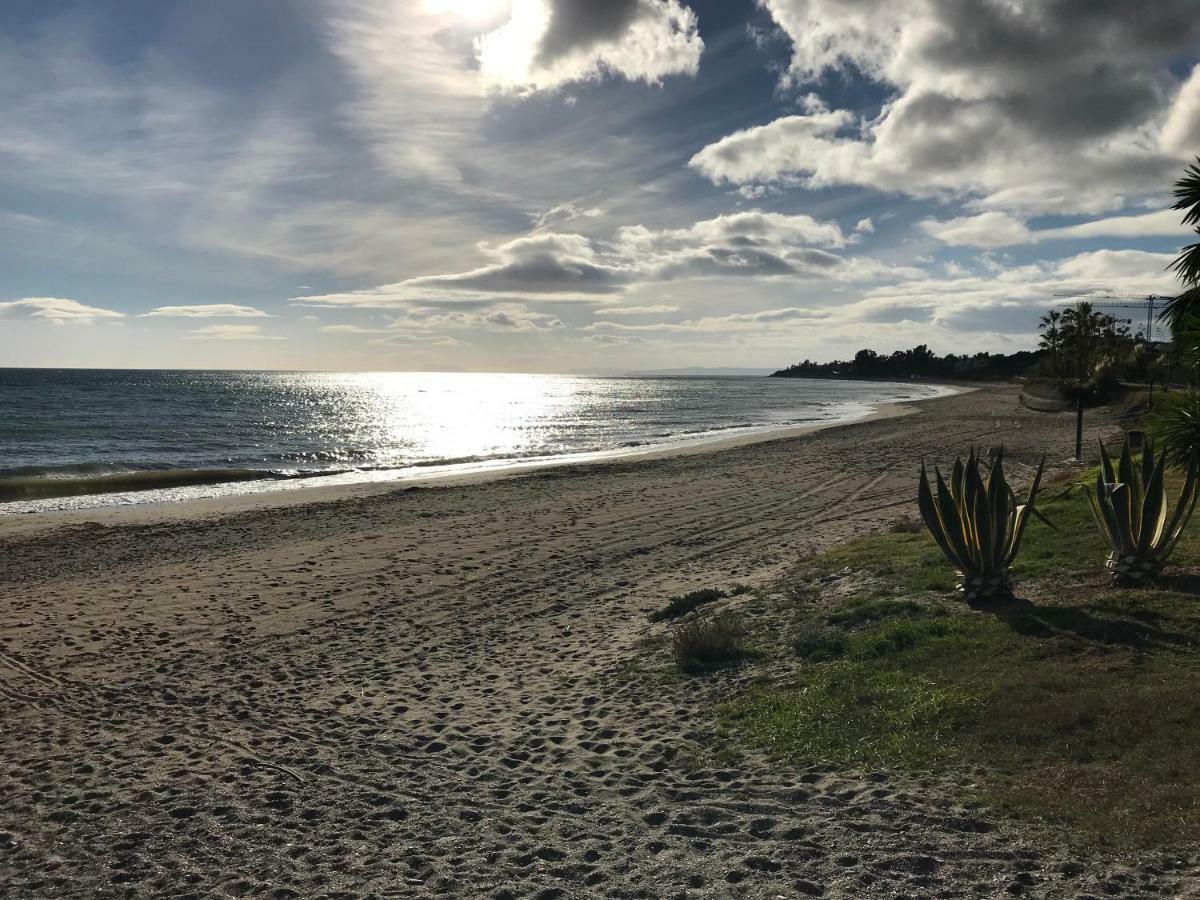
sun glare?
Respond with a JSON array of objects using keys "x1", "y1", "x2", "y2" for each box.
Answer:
[{"x1": 424, "y1": 0, "x2": 511, "y2": 25}]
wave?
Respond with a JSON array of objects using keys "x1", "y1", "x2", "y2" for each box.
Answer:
[{"x1": 0, "y1": 467, "x2": 301, "y2": 503}]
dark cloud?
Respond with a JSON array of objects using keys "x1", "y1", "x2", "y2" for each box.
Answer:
[
  {"x1": 535, "y1": 0, "x2": 643, "y2": 66},
  {"x1": 420, "y1": 256, "x2": 628, "y2": 294},
  {"x1": 696, "y1": 0, "x2": 1200, "y2": 213}
]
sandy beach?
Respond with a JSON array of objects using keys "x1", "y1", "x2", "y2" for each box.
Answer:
[{"x1": 2, "y1": 384, "x2": 1188, "y2": 898}]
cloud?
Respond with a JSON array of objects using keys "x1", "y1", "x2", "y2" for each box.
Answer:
[
  {"x1": 477, "y1": 0, "x2": 703, "y2": 92},
  {"x1": 140, "y1": 304, "x2": 270, "y2": 318},
  {"x1": 612, "y1": 209, "x2": 870, "y2": 281},
  {"x1": 855, "y1": 218, "x2": 875, "y2": 234},
  {"x1": 321, "y1": 324, "x2": 388, "y2": 334},
  {"x1": 0, "y1": 297, "x2": 124, "y2": 323},
  {"x1": 922, "y1": 208, "x2": 1188, "y2": 248},
  {"x1": 920, "y1": 211, "x2": 1036, "y2": 248},
  {"x1": 1161, "y1": 65, "x2": 1200, "y2": 157},
  {"x1": 592, "y1": 304, "x2": 680, "y2": 315},
  {"x1": 322, "y1": 305, "x2": 568, "y2": 341},
  {"x1": 187, "y1": 324, "x2": 285, "y2": 341},
  {"x1": 1054, "y1": 249, "x2": 1177, "y2": 285},
  {"x1": 841, "y1": 248, "x2": 1180, "y2": 336},
  {"x1": 404, "y1": 233, "x2": 630, "y2": 295},
  {"x1": 532, "y1": 201, "x2": 604, "y2": 229},
  {"x1": 293, "y1": 209, "x2": 916, "y2": 310},
  {"x1": 691, "y1": 0, "x2": 1200, "y2": 214},
  {"x1": 368, "y1": 333, "x2": 468, "y2": 348},
  {"x1": 585, "y1": 307, "x2": 832, "y2": 334}
]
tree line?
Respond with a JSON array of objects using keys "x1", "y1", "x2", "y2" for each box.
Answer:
[{"x1": 770, "y1": 345, "x2": 1040, "y2": 381}]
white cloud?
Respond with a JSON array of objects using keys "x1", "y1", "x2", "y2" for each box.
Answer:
[
  {"x1": 1054, "y1": 249, "x2": 1177, "y2": 285},
  {"x1": 592, "y1": 304, "x2": 680, "y2": 315},
  {"x1": 477, "y1": 0, "x2": 703, "y2": 93},
  {"x1": 585, "y1": 306, "x2": 832, "y2": 334},
  {"x1": 922, "y1": 208, "x2": 1188, "y2": 248},
  {"x1": 405, "y1": 232, "x2": 631, "y2": 295},
  {"x1": 855, "y1": 218, "x2": 875, "y2": 234},
  {"x1": 321, "y1": 324, "x2": 388, "y2": 334},
  {"x1": 187, "y1": 324, "x2": 285, "y2": 341},
  {"x1": 140, "y1": 304, "x2": 270, "y2": 318},
  {"x1": 532, "y1": 201, "x2": 605, "y2": 229},
  {"x1": 1162, "y1": 66, "x2": 1200, "y2": 157},
  {"x1": 691, "y1": 1, "x2": 1200, "y2": 215},
  {"x1": 293, "y1": 208, "x2": 917, "y2": 310},
  {"x1": 920, "y1": 211, "x2": 1033, "y2": 248},
  {"x1": 0, "y1": 297, "x2": 125, "y2": 323}
]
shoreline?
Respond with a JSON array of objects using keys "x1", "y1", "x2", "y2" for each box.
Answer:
[{"x1": 0, "y1": 383, "x2": 967, "y2": 532}]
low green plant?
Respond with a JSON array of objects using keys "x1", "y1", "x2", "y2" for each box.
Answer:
[
  {"x1": 793, "y1": 628, "x2": 847, "y2": 661},
  {"x1": 671, "y1": 612, "x2": 748, "y2": 673},
  {"x1": 1086, "y1": 436, "x2": 1200, "y2": 585},
  {"x1": 917, "y1": 447, "x2": 1045, "y2": 602},
  {"x1": 648, "y1": 588, "x2": 726, "y2": 622}
]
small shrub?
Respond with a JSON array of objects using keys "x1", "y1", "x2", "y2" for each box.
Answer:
[
  {"x1": 889, "y1": 515, "x2": 924, "y2": 534},
  {"x1": 649, "y1": 588, "x2": 726, "y2": 622},
  {"x1": 672, "y1": 613, "x2": 748, "y2": 674}
]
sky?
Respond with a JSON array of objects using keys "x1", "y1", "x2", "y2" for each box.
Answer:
[{"x1": 2, "y1": 0, "x2": 1200, "y2": 372}]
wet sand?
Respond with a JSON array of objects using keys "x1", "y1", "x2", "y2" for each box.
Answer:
[{"x1": 2, "y1": 384, "x2": 1186, "y2": 898}]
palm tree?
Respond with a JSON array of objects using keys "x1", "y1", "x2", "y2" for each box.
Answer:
[
  {"x1": 1159, "y1": 159, "x2": 1200, "y2": 332},
  {"x1": 1061, "y1": 301, "x2": 1104, "y2": 379},
  {"x1": 1038, "y1": 309, "x2": 1063, "y2": 374}
]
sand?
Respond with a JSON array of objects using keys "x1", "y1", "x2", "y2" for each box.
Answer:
[{"x1": 1, "y1": 384, "x2": 1192, "y2": 898}]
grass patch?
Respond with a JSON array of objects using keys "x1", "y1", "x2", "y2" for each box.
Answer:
[
  {"x1": 721, "y1": 481, "x2": 1200, "y2": 849},
  {"x1": 796, "y1": 530, "x2": 958, "y2": 596},
  {"x1": 672, "y1": 612, "x2": 751, "y2": 674},
  {"x1": 792, "y1": 628, "x2": 847, "y2": 662},
  {"x1": 732, "y1": 666, "x2": 977, "y2": 769},
  {"x1": 649, "y1": 588, "x2": 726, "y2": 623},
  {"x1": 826, "y1": 598, "x2": 929, "y2": 628}
]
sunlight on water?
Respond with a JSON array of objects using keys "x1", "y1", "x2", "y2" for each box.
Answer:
[{"x1": 0, "y1": 369, "x2": 951, "y2": 511}]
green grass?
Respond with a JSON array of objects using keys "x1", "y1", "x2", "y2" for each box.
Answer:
[
  {"x1": 720, "y1": 481, "x2": 1200, "y2": 849},
  {"x1": 826, "y1": 598, "x2": 930, "y2": 627},
  {"x1": 649, "y1": 588, "x2": 727, "y2": 622}
]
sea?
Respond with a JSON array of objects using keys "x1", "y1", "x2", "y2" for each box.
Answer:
[{"x1": 0, "y1": 369, "x2": 951, "y2": 513}]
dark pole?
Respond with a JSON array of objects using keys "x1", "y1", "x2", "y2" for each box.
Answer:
[{"x1": 1075, "y1": 393, "x2": 1084, "y2": 461}]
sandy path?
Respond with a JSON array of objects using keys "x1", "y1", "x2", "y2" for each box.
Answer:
[{"x1": 1, "y1": 385, "x2": 1186, "y2": 898}]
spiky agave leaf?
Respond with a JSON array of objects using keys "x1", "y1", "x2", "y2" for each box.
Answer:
[
  {"x1": 918, "y1": 462, "x2": 966, "y2": 571},
  {"x1": 1088, "y1": 436, "x2": 1200, "y2": 583},
  {"x1": 1087, "y1": 465, "x2": 1121, "y2": 552},
  {"x1": 1005, "y1": 455, "x2": 1046, "y2": 567},
  {"x1": 1161, "y1": 448, "x2": 1200, "y2": 560},
  {"x1": 915, "y1": 446, "x2": 1042, "y2": 601},
  {"x1": 1137, "y1": 447, "x2": 1169, "y2": 561}
]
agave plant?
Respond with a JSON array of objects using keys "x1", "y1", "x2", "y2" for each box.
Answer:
[
  {"x1": 1086, "y1": 436, "x2": 1200, "y2": 585},
  {"x1": 917, "y1": 448, "x2": 1045, "y2": 603}
]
